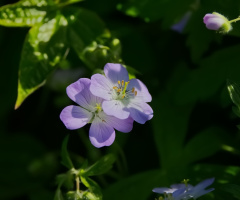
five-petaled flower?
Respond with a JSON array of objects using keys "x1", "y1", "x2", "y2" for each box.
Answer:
[
  {"x1": 152, "y1": 178, "x2": 215, "y2": 200},
  {"x1": 60, "y1": 78, "x2": 133, "y2": 148},
  {"x1": 90, "y1": 63, "x2": 153, "y2": 124},
  {"x1": 203, "y1": 12, "x2": 232, "y2": 33}
]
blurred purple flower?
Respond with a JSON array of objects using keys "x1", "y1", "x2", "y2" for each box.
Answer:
[
  {"x1": 152, "y1": 178, "x2": 215, "y2": 200},
  {"x1": 203, "y1": 12, "x2": 232, "y2": 32},
  {"x1": 60, "y1": 78, "x2": 133, "y2": 148},
  {"x1": 90, "y1": 63, "x2": 153, "y2": 124},
  {"x1": 171, "y1": 12, "x2": 192, "y2": 33}
]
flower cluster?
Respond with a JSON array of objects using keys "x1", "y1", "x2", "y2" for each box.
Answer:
[
  {"x1": 152, "y1": 178, "x2": 215, "y2": 200},
  {"x1": 60, "y1": 63, "x2": 153, "y2": 148}
]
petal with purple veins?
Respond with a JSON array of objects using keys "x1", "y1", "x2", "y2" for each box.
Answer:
[
  {"x1": 104, "y1": 113, "x2": 134, "y2": 133},
  {"x1": 90, "y1": 74, "x2": 113, "y2": 100},
  {"x1": 104, "y1": 63, "x2": 129, "y2": 84},
  {"x1": 102, "y1": 100, "x2": 130, "y2": 119},
  {"x1": 89, "y1": 118, "x2": 116, "y2": 148},
  {"x1": 60, "y1": 105, "x2": 92, "y2": 130},
  {"x1": 128, "y1": 101, "x2": 153, "y2": 124},
  {"x1": 128, "y1": 78, "x2": 152, "y2": 102}
]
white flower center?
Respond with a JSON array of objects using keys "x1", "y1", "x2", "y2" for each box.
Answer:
[{"x1": 112, "y1": 80, "x2": 137, "y2": 100}]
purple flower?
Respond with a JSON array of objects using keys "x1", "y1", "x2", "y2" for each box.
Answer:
[
  {"x1": 60, "y1": 78, "x2": 133, "y2": 148},
  {"x1": 90, "y1": 63, "x2": 153, "y2": 124},
  {"x1": 171, "y1": 12, "x2": 192, "y2": 33},
  {"x1": 203, "y1": 12, "x2": 232, "y2": 33},
  {"x1": 152, "y1": 178, "x2": 214, "y2": 200}
]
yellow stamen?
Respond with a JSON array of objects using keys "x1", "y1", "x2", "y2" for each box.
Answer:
[
  {"x1": 117, "y1": 88, "x2": 121, "y2": 93},
  {"x1": 131, "y1": 87, "x2": 135, "y2": 93},
  {"x1": 95, "y1": 103, "x2": 102, "y2": 112},
  {"x1": 118, "y1": 80, "x2": 120, "y2": 85},
  {"x1": 135, "y1": 91, "x2": 137, "y2": 96},
  {"x1": 122, "y1": 80, "x2": 124, "y2": 86},
  {"x1": 113, "y1": 86, "x2": 118, "y2": 90},
  {"x1": 122, "y1": 94, "x2": 125, "y2": 99},
  {"x1": 122, "y1": 81, "x2": 129, "y2": 95}
]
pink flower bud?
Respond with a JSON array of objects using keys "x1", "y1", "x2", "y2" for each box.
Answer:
[{"x1": 203, "y1": 12, "x2": 232, "y2": 33}]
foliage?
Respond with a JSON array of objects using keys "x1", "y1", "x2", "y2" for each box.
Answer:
[{"x1": 1, "y1": 0, "x2": 240, "y2": 200}]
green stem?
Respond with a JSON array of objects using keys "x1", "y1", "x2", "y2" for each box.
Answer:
[{"x1": 229, "y1": 17, "x2": 240, "y2": 23}]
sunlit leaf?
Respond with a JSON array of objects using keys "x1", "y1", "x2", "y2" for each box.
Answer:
[
  {"x1": 0, "y1": 0, "x2": 56, "y2": 27},
  {"x1": 15, "y1": 12, "x2": 68, "y2": 108},
  {"x1": 81, "y1": 176, "x2": 102, "y2": 200},
  {"x1": 82, "y1": 154, "x2": 115, "y2": 176}
]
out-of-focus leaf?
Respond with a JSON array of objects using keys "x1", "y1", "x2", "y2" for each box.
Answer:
[
  {"x1": 66, "y1": 191, "x2": 82, "y2": 200},
  {"x1": 56, "y1": 173, "x2": 74, "y2": 190},
  {"x1": 57, "y1": 0, "x2": 84, "y2": 7},
  {"x1": 104, "y1": 169, "x2": 164, "y2": 200},
  {"x1": 152, "y1": 92, "x2": 194, "y2": 170},
  {"x1": 15, "y1": 12, "x2": 68, "y2": 108},
  {"x1": 61, "y1": 135, "x2": 74, "y2": 169},
  {"x1": 221, "y1": 184, "x2": 240, "y2": 199},
  {"x1": 81, "y1": 176, "x2": 102, "y2": 200},
  {"x1": 174, "y1": 44, "x2": 240, "y2": 105},
  {"x1": 82, "y1": 154, "x2": 115, "y2": 176},
  {"x1": 0, "y1": 0, "x2": 55, "y2": 27},
  {"x1": 183, "y1": 127, "x2": 222, "y2": 165},
  {"x1": 54, "y1": 188, "x2": 64, "y2": 200}
]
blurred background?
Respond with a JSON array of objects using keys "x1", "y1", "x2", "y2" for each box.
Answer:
[{"x1": 1, "y1": 0, "x2": 240, "y2": 199}]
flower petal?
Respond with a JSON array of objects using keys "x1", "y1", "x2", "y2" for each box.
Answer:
[
  {"x1": 66, "y1": 78, "x2": 93, "y2": 107},
  {"x1": 128, "y1": 101, "x2": 153, "y2": 124},
  {"x1": 102, "y1": 100, "x2": 130, "y2": 119},
  {"x1": 104, "y1": 114, "x2": 134, "y2": 133},
  {"x1": 152, "y1": 187, "x2": 177, "y2": 194},
  {"x1": 89, "y1": 118, "x2": 115, "y2": 148},
  {"x1": 104, "y1": 63, "x2": 129, "y2": 84},
  {"x1": 90, "y1": 74, "x2": 113, "y2": 100},
  {"x1": 128, "y1": 78, "x2": 152, "y2": 102},
  {"x1": 60, "y1": 105, "x2": 92, "y2": 130}
]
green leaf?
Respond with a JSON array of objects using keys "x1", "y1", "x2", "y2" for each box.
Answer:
[
  {"x1": 64, "y1": 7, "x2": 107, "y2": 69},
  {"x1": 104, "y1": 169, "x2": 164, "y2": 200},
  {"x1": 152, "y1": 92, "x2": 194, "y2": 170},
  {"x1": 0, "y1": 0, "x2": 56, "y2": 27},
  {"x1": 61, "y1": 135, "x2": 74, "y2": 169},
  {"x1": 221, "y1": 184, "x2": 240, "y2": 199},
  {"x1": 66, "y1": 191, "x2": 82, "y2": 200},
  {"x1": 183, "y1": 127, "x2": 222, "y2": 165},
  {"x1": 82, "y1": 154, "x2": 116, "y2": 176},
  {"x1": 227, "y1": 80, "x2": 240, "y2": 108},
  {"x1": 15, "y1": 12, "x2": 68, "y2": 108},
  {"x1": 80, "y1": 176, "x2": 102, "y2": 200},
  {"x1": 174, "y1": 44, "x2": 240, "y2": 105},
  {"x1": 54, "y1": 188, "x2": 64, "y2": 200}
]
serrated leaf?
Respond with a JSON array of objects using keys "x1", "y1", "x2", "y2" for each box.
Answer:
[
  {"x1": 15, "y1": 12, "x2": 68, "y2": 108},
  {"x1": 82, "y1": 154, "x2": 115, "y2": 176},
  {"x1": 61, "y1": 135, "x2": 74, "y2": 169},
  {"x1": 0, "y1": 0, "x2": 56, "y2": 27}
]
